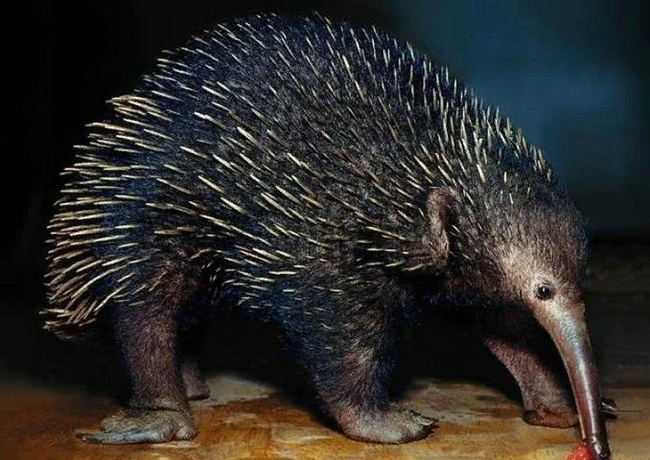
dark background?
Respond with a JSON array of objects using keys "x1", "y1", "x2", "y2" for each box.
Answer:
[{"x1": 8, "y1": 0, "x2": 650, "y2": 287}]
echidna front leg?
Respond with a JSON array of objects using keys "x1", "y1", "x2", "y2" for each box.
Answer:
[
  {"x1": 481, "y1": 335, "x2": 580, "y2": 428},
  {"x1": 313, "y1": 326, "x2": 437, "y2": 444},
  {"x1": 333, "y1": 402, "x2": 437, "y2": 444},
  {"x1": 281, "y1": 274, "x2": 436, "y2": 444},
  {"x1": 78, "y1": 303, "x2": 196, "y2": 444},
  {"x1": 306, "y1": 333, "x2": 437, "y2": 443}
]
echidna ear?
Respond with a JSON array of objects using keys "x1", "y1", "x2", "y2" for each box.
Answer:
[{"x1": 423, "y1": 187, "x2": 455, "y2": 269}]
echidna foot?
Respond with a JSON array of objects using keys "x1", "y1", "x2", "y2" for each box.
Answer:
[
  {"x1": 523, "y1": 397, "x2": 617, "y2": 429},
  {"x1": 76, "y1": 408, "x2": 196, "y2": 444},
  {"x1": 523, "y1": 406, "x2": 578, "y2": 428},
  {"x1": 338, "y1": 404, "x2": 437, "y2": 444}
]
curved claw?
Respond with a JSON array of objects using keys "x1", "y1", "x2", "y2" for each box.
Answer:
[
  {"x1": 601, "y1": 397, "x2": 617, "y2": 419},
  {"x1": 76, "y1": 429, "x2": 171, "y2": 444},
  {"x1": 413, "y1": 412, "x2": 438, "y2": 427}
]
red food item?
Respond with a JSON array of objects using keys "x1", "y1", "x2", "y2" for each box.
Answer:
[{"x1": 566, "y1": 442, "x2": 594, "y2": 460}]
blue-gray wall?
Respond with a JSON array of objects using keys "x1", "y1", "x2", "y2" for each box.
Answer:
[{"x1": 380, "y1": 0, "x2": 649, "y2": 237}]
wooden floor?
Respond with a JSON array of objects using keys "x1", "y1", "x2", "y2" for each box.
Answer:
[
  {"x1": 1, "y1": 378, "x2": 649, "y2": 460},
  {"x1": 0, "y1": 242, "x2": 648, "y2": 459},
  {"x1": 0, "y1": 378, "x2": 650, "y2": 460}
]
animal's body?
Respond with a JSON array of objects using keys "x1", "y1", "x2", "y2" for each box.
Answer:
[{"x1": 44, "y1": 13, "x2": 611, "y2": 458}]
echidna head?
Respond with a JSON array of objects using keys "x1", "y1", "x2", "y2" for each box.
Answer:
[
  {"x1": 422, "y1": 185, "x2": 587, "y2": 311},
  {"x1": 494, "y1": 201, "x2": 587, "y2": 310},
  {"x1": 423, "y1": 186, "x2": 609, "y2": 460}
]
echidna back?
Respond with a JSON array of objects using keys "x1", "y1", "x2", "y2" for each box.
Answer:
[{"x1": 44, "y1": 13, "x2": 558, "y2": 338}]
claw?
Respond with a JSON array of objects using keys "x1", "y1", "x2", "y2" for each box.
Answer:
[
  {"x1": 601, "y1": 397, "x2": 617, "y2": 419},
  {"x1": 413, "y1": 412, "x2": 438, "y2": 427},
  {"x1": 76, "y1": 429, "x2": 170, "y2": 444}
]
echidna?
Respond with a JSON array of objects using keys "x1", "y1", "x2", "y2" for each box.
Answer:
[{"x1": 44, "y1": 12, "x2": 612, "y2": 459}]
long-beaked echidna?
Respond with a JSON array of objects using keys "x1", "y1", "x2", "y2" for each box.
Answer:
[{"x1": 44, "y1": 12, "x2": 612, "y2": 458}]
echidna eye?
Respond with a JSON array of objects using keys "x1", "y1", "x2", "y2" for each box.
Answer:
[{"x1": 536, "y1": 283, "x2": 554, "y2": 301}]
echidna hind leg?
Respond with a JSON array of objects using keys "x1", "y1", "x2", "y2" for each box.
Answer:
[
  {"x1": 181, "y1": 357, "x2": 210, "y2": 400},
  {"x1": 180, "y1": 321, "x2": 211, "y2": 401},
  {"x1": 78, "y1": 303, "x2": 196, "y2": 444}
]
